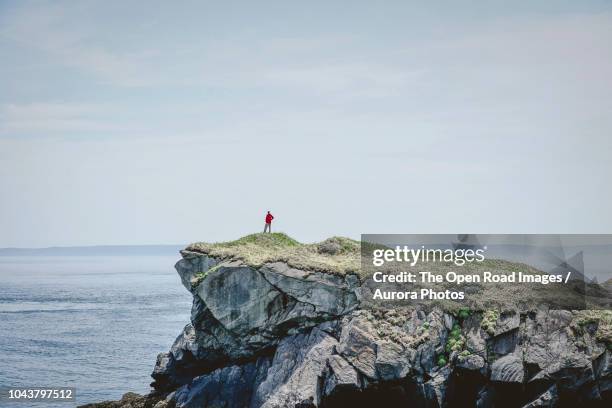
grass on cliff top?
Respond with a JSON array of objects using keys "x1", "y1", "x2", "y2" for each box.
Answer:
[
  {"x1": 186, "y1": 234, "x2": 611, "y2": 337},
  {"x1": 186, "y1": 233, "x2": 361, "y2": 275}
]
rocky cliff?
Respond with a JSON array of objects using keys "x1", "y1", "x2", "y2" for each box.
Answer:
[{"x1": 82, "y1": 234, "x2": 612, "y2": 408}]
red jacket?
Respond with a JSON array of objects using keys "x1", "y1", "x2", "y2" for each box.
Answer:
[{"x1": 265, "y1": 213, "x2": 274, "y2": 223}]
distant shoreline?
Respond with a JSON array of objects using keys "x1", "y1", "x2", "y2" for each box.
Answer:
[{"x1": 0, "y1": 245, "x2": 185, "y2": 256}]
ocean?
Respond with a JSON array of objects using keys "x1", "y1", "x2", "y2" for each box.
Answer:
[{"x1": 0, "y1": 254, "x2": 192, "y2": 407}]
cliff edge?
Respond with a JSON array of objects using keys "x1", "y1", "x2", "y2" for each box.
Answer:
[{"x1": 81, "y1": 233, "x2": 612, "y2": 408}]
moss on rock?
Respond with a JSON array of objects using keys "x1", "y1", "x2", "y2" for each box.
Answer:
[{"x1": 481, "y1": 310, "x2": 499, "y2": 336}]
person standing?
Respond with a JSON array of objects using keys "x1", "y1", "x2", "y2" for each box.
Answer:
[{"x1": 264, "y1": 211, "x2": 274, "y2": 233}]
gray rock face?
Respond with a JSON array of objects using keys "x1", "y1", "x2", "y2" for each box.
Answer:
[
  {"x1": 335, "y1": 317, "x2": 378, "y2": 379},
  {"x1": 147, "y1": 251, "x2": 612, "y2": 408},
  {"x1": 175, "y1": 252, "x2": 218, "y2": 292},
  {"x1": 374, "y1": 340, "x2": 412, "y2": 381},
  {"x1": 323, "y1": 355, "x2": 360, "y2": 396},
  {"x1": 493, "y1": 311, "x2": 520, "y2": 336},
  {"x1": 173, "y1": 357, "x2": 272, "y2": 408},
  {"x1": 196, "y1": 264, "x2": 280, "y2": 335},
  {"x1": 255, "y1": 327, "x2": 338, "y2": 408},
  {"x1": 153, "y1": 252, "x2": 359, "y2": 391},
  {"x1": 456, "y1": 354, "x2": 485, "y2": 372},
  {"x1": 491, "y1": 354, "x2": 525, "y2": 383},
  {"x1": 424, "y1": 366, "x2": 451, "y2": 408},
  {"x1": 259, "y1": 262, "x2": 359, "y2": 317}
]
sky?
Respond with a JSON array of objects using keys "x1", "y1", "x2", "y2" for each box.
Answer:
[{"x1": 1, "y1": 1, "x2": 611, "y2": 247}]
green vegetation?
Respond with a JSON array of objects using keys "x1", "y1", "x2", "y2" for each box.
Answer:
[
  {"x1": 186, "y1": 233, "x2": 361, "y2": 276},
  {"x1": 437, "y1": 354, "x2": 447, "y2": 367},
  {"x1": 457, "y1": 308, "x2": 471, "y2": 320},
  {"x1": 191, "y1": 264, "x2": 223, "y2": 289},
  {"x1": 446, "y1": 323, "x2": 466, "y2": 353},
  {"x1": 481, "y1": 310, "x2": 499, "y2": 336},
  {"x1": 212, "y1": 232, "x2": 300, "y2": 248}
]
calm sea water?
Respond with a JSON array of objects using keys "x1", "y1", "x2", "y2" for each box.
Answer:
[{"x1": 0, "y1": 255, "x2": 192, "y2": 407}]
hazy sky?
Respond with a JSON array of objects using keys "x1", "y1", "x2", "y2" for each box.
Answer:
[{"x1": 1, "y1": 1, "x2": 611, "y2": 247}]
